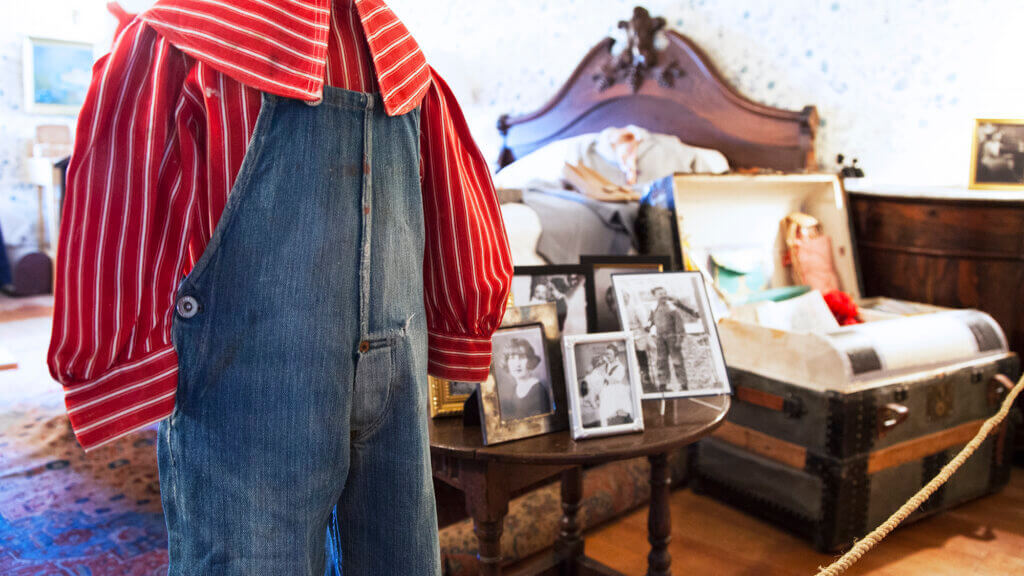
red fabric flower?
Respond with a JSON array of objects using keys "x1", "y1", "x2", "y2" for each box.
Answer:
[{"x1": 823, "y1": 290, "x2": 862, "y2": 326}]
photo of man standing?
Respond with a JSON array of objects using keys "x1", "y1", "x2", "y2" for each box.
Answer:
[
  {"x1": 612, "y1": 271, "x2": 732, "y2": 400},
  {"x1": 648, "y1": 286, "x2": 699, "y2": 392}
]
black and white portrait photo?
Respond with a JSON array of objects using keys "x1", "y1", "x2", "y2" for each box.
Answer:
[
  {"x1": 493, "y1": 325, "x2": 555, "y2": 422},
  {"x1": 612, "y1": 272, "x2": 731, "y2": 399},
  {"x1": 971, "y1": 120, "x2": 1024, "y2": 189},
  {"x1": 477, "y1": 304, "x2": 567, "y2": 446},
  {"x1": 581, "y1": 256, "x2": 670, "y2": 333},
  {"x1": 576, "y1": 342, "x2": 634, "y2": 428},
  {"x1": 594, "y1": 269, "x2": 627, "y2": 333},
  {"x1": 563, "y1": 332, "x2": 645, "y2": 440},
  {"x1": 512, "y1": 266, "x2": 589, "y2": 335}
]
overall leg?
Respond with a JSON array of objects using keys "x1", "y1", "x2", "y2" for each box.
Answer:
[
  {"x1": 158, "y1": 93, "x2": 369, "y2": 576},
  {"x1": 332, "y1": 321, "x2": 440, "y2": 575},
  {"x1": 330, "y1": 102, "x2": 441, "y2": 575}
]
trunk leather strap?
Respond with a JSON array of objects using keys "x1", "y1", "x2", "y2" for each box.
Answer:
[{"x1": 734, "y1": 386, "x2": 804, "y2": 418}]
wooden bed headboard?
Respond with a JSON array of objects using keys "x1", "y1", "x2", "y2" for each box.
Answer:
[{"x1": 496, "y1": 7, "x2": 818, "y2": 173}]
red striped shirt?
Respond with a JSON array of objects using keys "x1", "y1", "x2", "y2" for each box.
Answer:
[{"x1": 48, "y1": 0, "x2": 513, "y2": 451}]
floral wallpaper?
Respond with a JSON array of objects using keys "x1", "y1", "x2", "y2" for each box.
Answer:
[
  {"x1": 2, "y1": 0, "x2": 1021, "y2": 249},
  {"x1": 387, "y1": 0, "x2": 1020, "y2": 186}
]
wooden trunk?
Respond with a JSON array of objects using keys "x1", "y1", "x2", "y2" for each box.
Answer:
[
  {"x1": 637, "y1": 174, "x2": 1022, "y2": 551},
  {"x1": 692, "y1": 355, "x2": 1019, "y2": 551}
]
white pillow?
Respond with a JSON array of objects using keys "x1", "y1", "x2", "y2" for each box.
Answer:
[{"x1": 492, "y1": 133, "x2": 598, "y2": 190}]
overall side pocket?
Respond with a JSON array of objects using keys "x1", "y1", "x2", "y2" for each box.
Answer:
[{"x1": 351, "y1": 335, "x2": 400, "y2": 441}]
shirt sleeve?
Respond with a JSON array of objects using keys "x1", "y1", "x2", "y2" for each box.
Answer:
[
  {"x1": 47, "y1": 20, "x2": 194, "y2": 450},
  {"x1": 419, "y1": 66, "x2": 514, "y2": 382}
]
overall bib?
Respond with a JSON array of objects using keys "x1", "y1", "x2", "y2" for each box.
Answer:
[{"x1": 157, "y1": 86, "x2": 440, "y2": 575}]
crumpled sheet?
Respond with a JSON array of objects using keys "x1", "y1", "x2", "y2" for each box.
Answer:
[{"x1": 521, "y1": 188, "x2": 638, "y2": 264}]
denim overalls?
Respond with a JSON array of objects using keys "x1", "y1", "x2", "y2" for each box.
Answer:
[{"x1": 157, "y1": 86, "x2": 441, "y2": 575}]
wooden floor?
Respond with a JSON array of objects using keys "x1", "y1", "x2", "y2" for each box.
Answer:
[
  {"x1": 584, "y1": 468, "x2": 1024, "y2": 576},
  {"x1": 0, "y1": 295, "x2": 54, "y2": 376},
  {"x1": 0, "y1": 293, "x2": 53, "y2": 322}
]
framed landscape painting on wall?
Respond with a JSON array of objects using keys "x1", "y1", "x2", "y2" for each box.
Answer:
[{"x1": 23, "y1": 37, "x2": 93, "y2": 115}]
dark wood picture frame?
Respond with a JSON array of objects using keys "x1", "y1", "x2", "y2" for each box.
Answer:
[
  {"x1": 511, "y1": 265, "x2": 591, "y2": 335},
  {"x1": 580, "y1": 254, "x2": 672, "y2": 333}
]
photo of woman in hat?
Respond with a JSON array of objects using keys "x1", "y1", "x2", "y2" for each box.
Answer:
[{"x1": 493, "y1": 326, "x2": 555, "y2": 421}]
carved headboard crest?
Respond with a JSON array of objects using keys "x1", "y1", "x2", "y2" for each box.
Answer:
[
  {"x1": 497, "y1": 6, "x2": 818, "y2": 172},
  {"x1": 594, "y1": 7, "x2": 685, "y2": 92}
]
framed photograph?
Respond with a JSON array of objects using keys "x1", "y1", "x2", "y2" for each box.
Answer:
[
  {"x1": 970, "y1": 119, "x2": 1024, "y2": 190},
  {"x1": 612, "y1": 271, "x2": 730, "y2": 399},
  {"x1": 563, "y1": 332, "x2": 645, "y2": 440},
  {"x1": 477, "y1": 302, "x2": 567, "y2": 445},
  {"x1": 580, "y1": 255, "x2": 671, "y2": 333},
  {"x1": 511, "y1": 265, "x2": 589, "y2": 335},
  {"x1": 23, "y1": 37, "x2": 93, "y2": 115},
  {"x1": 428, "y1": 377, "x2": 478, "y2": 418}
]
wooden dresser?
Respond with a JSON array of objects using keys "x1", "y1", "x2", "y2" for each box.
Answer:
[
  {"x1": 848, "y1": 184, "x2": 1024, "y2": 455},
  {"x1": 846, "y1": 184, "x2": 1024, "y2": 358}
]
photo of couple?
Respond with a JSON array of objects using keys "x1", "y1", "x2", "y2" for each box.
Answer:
[{"x1": 574, "y1": 342, "x2": 636, "y2": 429}]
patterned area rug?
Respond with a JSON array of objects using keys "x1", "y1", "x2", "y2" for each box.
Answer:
[
  {"x1": 0, "y1": 314, "x2": 671, "y2": 575},
  {"x1": 0, "y1": 410, "x2": 167, "y2": 575},
  {"x1": 0, "y1": 313, "x2": 169, "y2": 575},
  {"x1": 0, "y1": 406, "x2": 673, "y2": 576}
]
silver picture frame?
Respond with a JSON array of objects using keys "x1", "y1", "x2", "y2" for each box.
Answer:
[
  {"x1": 611, "y1": 271, "x2": 731, "y2": 400},
  {"x1": 562, "y1": 331, "x2": 645, "y2": 440}
]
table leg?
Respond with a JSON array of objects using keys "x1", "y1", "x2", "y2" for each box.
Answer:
[
  {"x1": 474, "y1": 516, "x2": 505, "y2": 576},
  {"x1": 647, "y1": 452, "x2": 672, "y2": 576},
  {"x1": 556, "y1": 466, "x2": 584, "y2": 573},
  {"x1": 463, "y1": 462, "x2": 511, "y2": 576}
]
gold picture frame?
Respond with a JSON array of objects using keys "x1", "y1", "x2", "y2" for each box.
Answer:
[
  {"x1": 428, "y1": 377, "x2": 476, "y2": 418},
  {"x1": 477, "y1": 302, "x2": 567, "y2": 445},
  {"x1": 969, "y1": 118, "x2": 1024, "y2": 190}
]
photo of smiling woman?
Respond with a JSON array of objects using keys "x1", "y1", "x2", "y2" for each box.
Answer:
[{"x1": 493, "y1": 325, "x2": 555, "y2": 422}]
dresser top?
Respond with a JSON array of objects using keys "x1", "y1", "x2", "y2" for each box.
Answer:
[{"x1": 844, "y1": 179, "x2": 1024, "y2": 202}]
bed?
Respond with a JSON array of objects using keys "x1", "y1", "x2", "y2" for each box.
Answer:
[
  {"x1": 492, "y1": 6, "x2": 819, "y2": 266},
  {"x1": 436, "y1": 8, "x2": 824, "y2": 573}
]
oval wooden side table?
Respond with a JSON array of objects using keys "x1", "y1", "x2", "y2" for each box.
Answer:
[{"x1": 429, "y1": 396, "x2": 730, "y2": 576}]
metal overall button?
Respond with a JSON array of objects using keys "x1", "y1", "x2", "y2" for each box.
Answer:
[{"x1": 175, "y1": 295, "x2": 199, "y2": 319}]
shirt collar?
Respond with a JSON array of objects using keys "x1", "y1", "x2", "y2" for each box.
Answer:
[{"x1": 141, "y1": 0, "x2": 429, "y2": 116}]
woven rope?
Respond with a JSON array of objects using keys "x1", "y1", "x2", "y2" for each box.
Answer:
[{"x1": 815, "y1": 373, "x2": 1023, "y2": 576}]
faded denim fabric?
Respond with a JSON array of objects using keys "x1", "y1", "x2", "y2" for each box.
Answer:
[{"x1": 157, "y1": 86, "x2": 440, "y2": 576}]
